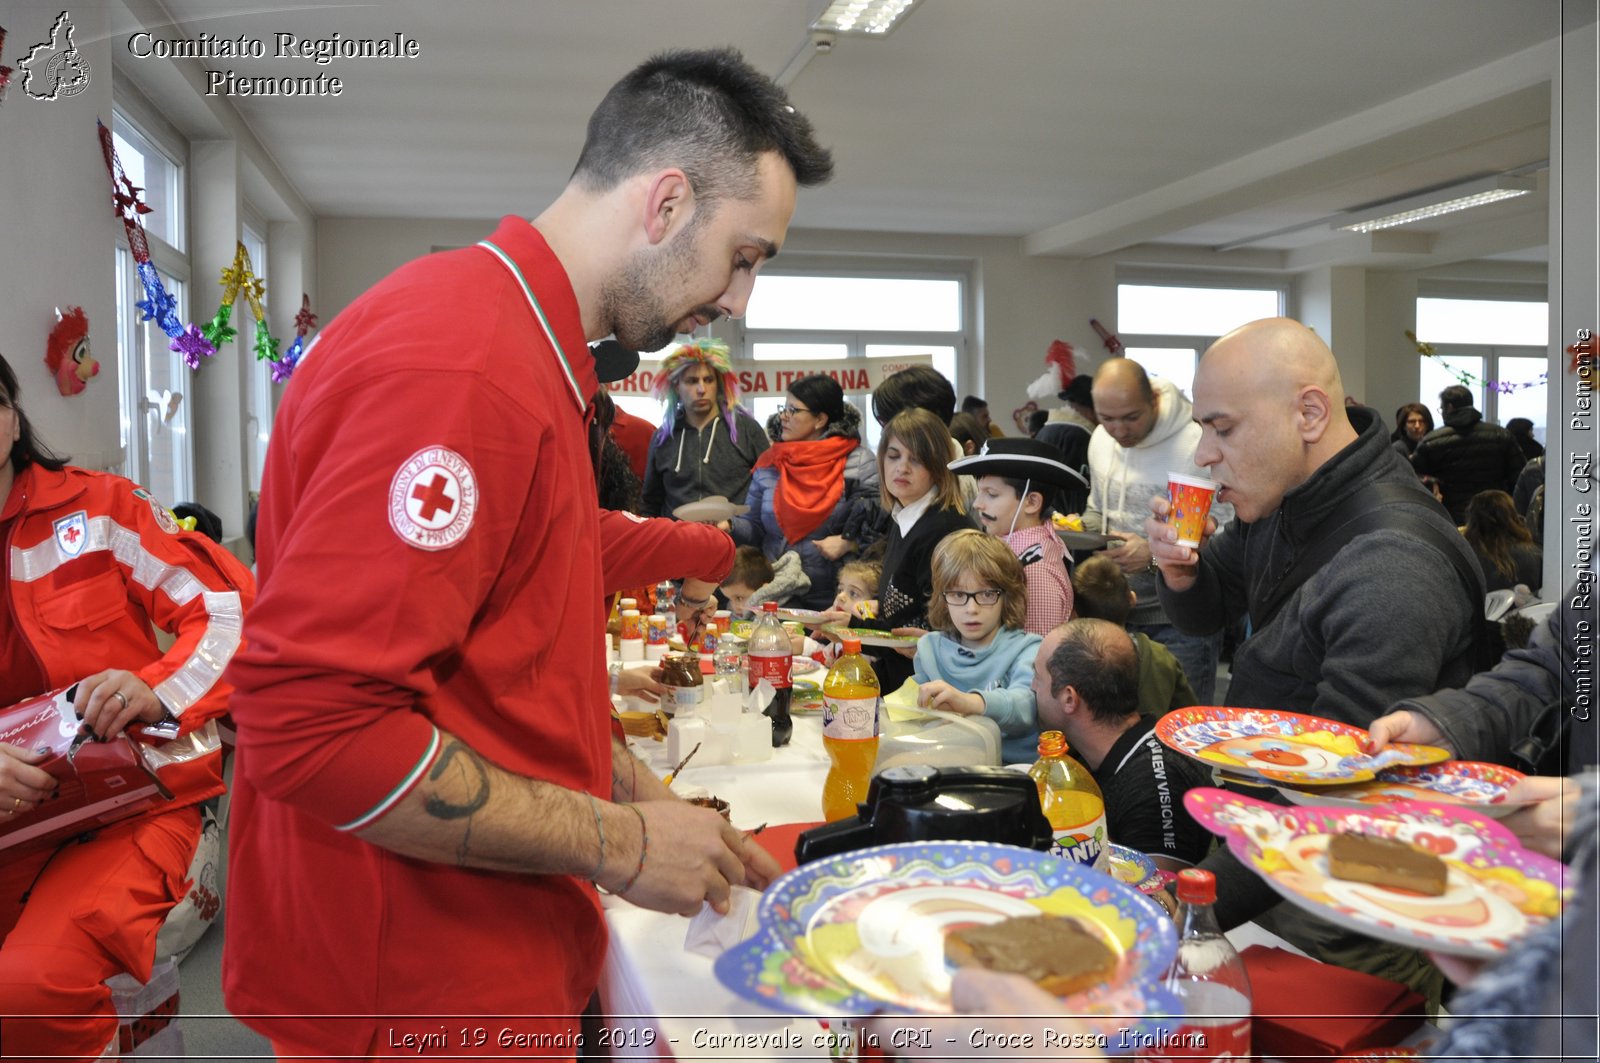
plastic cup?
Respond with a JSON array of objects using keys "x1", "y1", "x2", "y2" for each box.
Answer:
[{"x1": 1167, "y1": 473, "x2": 1220, "y2": 548}]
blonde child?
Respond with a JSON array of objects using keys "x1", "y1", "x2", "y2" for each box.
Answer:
[
  {"x1": 833, "y1": 558, "x2": 881, "y2": 619},
  {"x1": 913, "y1": 529, "x2": 1043, "y2": 763}
]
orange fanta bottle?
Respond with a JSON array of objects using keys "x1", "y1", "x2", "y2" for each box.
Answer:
[
  {"x1": 821, "y1": 638, "x2": 882, "y2": 822},
  {"x1": 1029, "y1": 730, "x2": 1109, "y2": 870}
]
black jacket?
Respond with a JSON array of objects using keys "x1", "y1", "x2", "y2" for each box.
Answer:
[{"x1": 1410, "y1": 406, "x2": 1526, "y2": 523}]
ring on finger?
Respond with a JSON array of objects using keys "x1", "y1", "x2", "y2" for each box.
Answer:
[
  {"x1": 11, "y1": 796, "x2": 21, "y2": 812},
  {"x1": 110, "y1": 691, "x2": 128, "y2": 711}
]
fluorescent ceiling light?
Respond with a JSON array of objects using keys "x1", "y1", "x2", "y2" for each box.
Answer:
[
  {"x1": 812, "y1": 0, "x2": 919, "y2": 36},
  {"x1": 1335, "y1": 175, "x2": 1536, "y2": 234}
]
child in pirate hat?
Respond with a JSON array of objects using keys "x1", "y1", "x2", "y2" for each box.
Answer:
[{"x1": 951, "y1": 438, "x2": 1087, "y2": 637}]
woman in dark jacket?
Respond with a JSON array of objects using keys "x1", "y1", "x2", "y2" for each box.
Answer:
[
  {"x1": 728, "y1": 374, "x2": 880, "y2": 610},
  {"x1": 1390, "y1": 402, "x2": 1434, "y2": 458}
]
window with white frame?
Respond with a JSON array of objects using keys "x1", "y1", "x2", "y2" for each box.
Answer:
[
  {"x1": 112, "y1": 110, "x2": 193, "y2": 505},
  {"x1": 611, "y1": 272, "x2": 966, "y2": 453},
  {"x1": 241, "y1": 220, "x2": 274, "y2": 492},
  {"x1": 1115, "y1": 280, "x2": 1286, "y2": 400},
  {"x1": 1414, "y1": 295, "x2": 1548, "y2": 440}
]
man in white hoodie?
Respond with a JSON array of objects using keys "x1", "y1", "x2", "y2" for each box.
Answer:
[{"x1": 1076, "y1": 358, "x2": 1231, "y2": 702}]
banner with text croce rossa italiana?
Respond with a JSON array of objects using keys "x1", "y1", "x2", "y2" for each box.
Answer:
[{"x1": 604, "y1": 354, "x2": 934, "y2": 399}]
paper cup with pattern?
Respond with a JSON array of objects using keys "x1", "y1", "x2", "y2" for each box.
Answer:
[{"x1": 1167, "y1": 473, "x2": 1220, "y2": 548}]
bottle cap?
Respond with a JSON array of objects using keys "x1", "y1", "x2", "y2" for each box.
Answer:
[
  {"x1": 763, "y1": 601, "x2": 779, "y2": 612},
  {"x1": 842, "y1": 637, "x2": 862, "y2": 654},
  {"x1": 1037, "y1": 729, "x2": 1067, "y2": 756},
  {"x1": 1175, "y1": 868, "x2": 1216, "y2": 905}
]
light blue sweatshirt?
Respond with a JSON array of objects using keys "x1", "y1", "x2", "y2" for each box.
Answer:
[{"x1": 913, "y1": 627, "x2": 1042, "y2": 764}]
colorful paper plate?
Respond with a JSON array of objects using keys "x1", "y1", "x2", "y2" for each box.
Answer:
[
  {"x1": 1186, "y1": 788, "x2": 1568, "y2": 958},
  {"x1": 1275, "y1": 761, "x2": 1530, "y2": 817},
  {"x1": 820, "y1": 625, "x2": 922, "y2": 649},
  {"x1": 1155, "y1": 707, "x2": 1449, "y2": 785},
  {"x1": 1105, "y1": 844, "x2": 1161, "y2": 894},
  {"x1": 713, "y1": 841, "x2": 1180, "y2": 1048},
  {"x1": 790, "y1": 656, "x2": 823, "y2": 676},
  {"x1": 791, "y1": 678, "x2": 824, "y2": 715}
]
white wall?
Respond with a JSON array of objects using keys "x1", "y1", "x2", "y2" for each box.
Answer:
[
  {"x1": 0, "y1": 0, "x2": 317, "y2": 546},
  {"x1": 0, "y1": 1, "x2": 123, "y2": 470}
]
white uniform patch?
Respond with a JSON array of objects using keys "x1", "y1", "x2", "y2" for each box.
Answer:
[
  {"x1": 53, "y1": 511, "x2": 88, "y2": 557},
  {"x1": 388, "y1": 446, "x2": 478, "y2": 551}
]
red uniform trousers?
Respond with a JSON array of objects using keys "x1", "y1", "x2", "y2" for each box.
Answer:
[{"x1": 0, "y1": 806, "x2": 201, "y2": 1062}]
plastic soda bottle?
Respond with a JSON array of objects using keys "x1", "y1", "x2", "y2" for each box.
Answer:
[
  {"x1": 1028, "y1": 730, "x2": 1108, "y2": 870},
  {"x1": 821, "y1": 638, "x2": 881, "y2": 822},
  {"x1": 1144, "y1": 868, "x2": 1253, "y2": 1061},
  {"x1": 746, "y1": 601, "x2": 793, "y2": 746}
]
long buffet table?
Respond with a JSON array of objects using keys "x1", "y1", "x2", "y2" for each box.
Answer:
[{"x1": 599, "y1": 715, "x2": 1316, "y2": 1061}]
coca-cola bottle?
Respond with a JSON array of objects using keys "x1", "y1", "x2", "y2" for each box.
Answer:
[
  {"x1": 746, "y1": 601, "x2": 792, "y2": 746},
  {"x1": 1146, "y1": 868, "x2": 1253, "y2": 1061}
]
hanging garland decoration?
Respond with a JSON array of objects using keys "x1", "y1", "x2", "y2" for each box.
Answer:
[
  {"x1": 96, "y1": 119, "x2": 215, "y2": 367},
  {"x1": 1405, "y1": 329, "x2": 1548, "y2": 395},
  {"x1": 201, "y1": 242, "x2": 284, "y2": 373},
  {"x1": 274, "y1": 293, "x2": 318, "y2": 383}
]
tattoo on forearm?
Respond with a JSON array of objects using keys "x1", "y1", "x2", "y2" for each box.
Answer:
[{"x1": 425, "y1": 741, "x2": 490, "y2": 863}]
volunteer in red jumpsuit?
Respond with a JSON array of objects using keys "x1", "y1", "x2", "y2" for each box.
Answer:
[{"x1": 0, "y1": 355, "x2": 256, "y2": 1059}]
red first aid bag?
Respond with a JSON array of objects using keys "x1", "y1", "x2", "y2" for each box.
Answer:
[{"x1": 0, "y1": 686, "x2": 173, "y2": 856}]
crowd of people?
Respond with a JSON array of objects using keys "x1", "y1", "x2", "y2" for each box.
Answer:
[{"x1": 0, "y1": 44, "x2": 1587, "y2": 1063}]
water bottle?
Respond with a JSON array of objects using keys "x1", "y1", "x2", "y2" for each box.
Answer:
[{"x1": 1148, "y1": 868, "x2": 1253, "y2": 1061}]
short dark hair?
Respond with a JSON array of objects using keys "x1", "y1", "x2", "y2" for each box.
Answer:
[
  {"x1": 1439, "y1": 385, "x2": 1473, "y2": 411},
  {"x1": 572, "y1": 48, "x2": 833, "y2": 212},
  {"x1": 1026, "y1": 409, "x2": 1049, "y2": 436},
  {"x1": 872, "y1": 365, "x2": 958, "y2": 427},
  {"x1": 948, "y1": 412, "x2": 984, "y2": 454},
  {"x1": 789, "y1": 373, "x2": 846, "y2": 427},
  {"x1": 1070, "y1": 555, "x2": 1132, "y2": 626},
  {"x1": 960, "y1": 395, "x2": 989, "y2": 415},
  {"x1": 726, "y1": 544, "x2": 774, "y2": 589},
  {"x1": 1506, "y1": 417, "x2": 1535, "y2": 437},
  {"x1": 0, "y1": 355, "x2": 69, "y2": 473},
  {"x1": 1044, "y1": 619, "x2": 1140, "y2": 724}
]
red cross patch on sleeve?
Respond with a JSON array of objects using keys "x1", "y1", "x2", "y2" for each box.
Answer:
[{"x1": 388, "y1": 446, "x2": 478, "y2": 551}]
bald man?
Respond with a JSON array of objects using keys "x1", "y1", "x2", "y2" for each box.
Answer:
[
  {"x1": 1143, "y1": 317, "x2": 1483, "y2": 1003},
  {"x1": 1077, "y1": 358, "x2": 1231, "y2": 703},
  {"x1": 1146, "y1": 318, "x2": 1482, "y2": 719}
]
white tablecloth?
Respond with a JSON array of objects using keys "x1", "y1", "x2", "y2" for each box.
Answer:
[
  {"x1": 599, "y1": 714, "x2": 1307, "y2": 1061},
  {"x1": 602, "y1": 715, "x2": 831, "y2": 1059}
]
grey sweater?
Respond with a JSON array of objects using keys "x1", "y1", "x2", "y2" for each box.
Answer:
[{"x1": 1158, "y1": 406, "x2": 1477, "y2": 727}]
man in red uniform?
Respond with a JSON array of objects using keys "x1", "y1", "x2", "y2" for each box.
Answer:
[{"x1": 222, "y1": 49, "x2": 832, "y2": 1057}]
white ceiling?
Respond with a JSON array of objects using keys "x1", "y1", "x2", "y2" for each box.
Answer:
[{"x1": 116, "y1": 0, "x2": 1575, "y2": 271}]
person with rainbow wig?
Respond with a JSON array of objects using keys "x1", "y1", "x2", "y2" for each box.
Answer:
[{"x1": 642, "y1": 338, "x2": 770, "y2": 517}]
